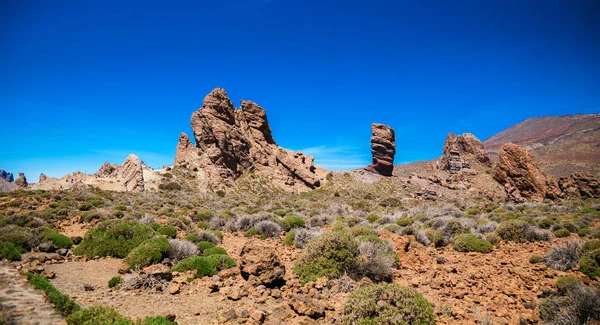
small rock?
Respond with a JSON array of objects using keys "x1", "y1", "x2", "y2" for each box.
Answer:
[
  {"x1": 57, "y1": 248, "x2": 68, "y2": 256},
  {"x1": 38, "y1": 242, "x2": 56, "y2": 253},
  {"x1": 251, "y1": 310, "x2": 266, "y2": 323},
  {"x1": 168, "y1": 283, "x2": 180, "y2": 295},
  {"x1": 84, "y1": 284, "x2": 95, "y2": 291},
  {"x1": 71, "y1": 236, "x2": 83, "y2": 245}
]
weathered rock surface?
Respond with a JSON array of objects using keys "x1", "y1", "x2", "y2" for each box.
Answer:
[
  {"x1": 364, "y1": 123, "x2": 395, "y2": 176},
  {"x1": 0, "y1": 169, "x2": 14, "y2": 182},
  {"x1": 0, "y1": 178, "x2": 15, "y2": 192},
  {"x1": 39, "y1": 173, "x2": 48, "y2": 183},
  {"x1": 239, "y1": 241, "x2": 285, "y2": 287},
  {"x1": 493, "y1": 143, "x2": 561, "y2": 202},
  {"x1": 559, "y1": 173, "x2": 600, "y2": 199},
  {"x1": 439, "y1": 133, "x2": 491, "y2": 174},
  {"x1": 120, "y1": 154, "x2": 145, "y2": 192},
  {"x1": 175, "y1": 88, "x2": 321, "y2": 192},
  {"x1": 14, "y1": 172, "x2": 28, "y2": 187}
]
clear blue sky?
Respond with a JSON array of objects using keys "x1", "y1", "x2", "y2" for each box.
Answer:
[{"x1": 1, "y1": 0, "x2": 599, "y2": 180}]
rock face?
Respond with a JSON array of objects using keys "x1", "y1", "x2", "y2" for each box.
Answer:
[
  {"x1": 14, "y1": 173, "x2": 27, "y2": 187},
  {"x1": 0, "y1": 169, "x2": 14, "y2": 183},
  {"x1": 39, "y1": 173, "x2": 47, "y2": 183},
  {"x1": 493, "y1": 143, "x2": 561, "y2": 202},
  {"x1": 364, "y1": 123, "x2": 396, "y2": 176},
  {"x1": 239, "y1": 241, "x2": 285, "y2": 287},
  {"x1": 439, "y1": 133, "x2": 491, "y2": 174},
  {"x1": 120, "y1": 154, "x2": 145, "y2": 192},
  {"x1": 175, "y1": 88, "x2": 321, "y2": 192},
  {"x1": 559, "y1": 173, "x2": 600, "y2": 199}
]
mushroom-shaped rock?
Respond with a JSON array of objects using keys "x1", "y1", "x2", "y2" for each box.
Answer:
[{"x1": 365, "y1": 123, "x2": 396, "y2": 176}]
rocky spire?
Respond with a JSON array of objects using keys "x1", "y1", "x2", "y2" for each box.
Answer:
[{"x1": 365, "y1": 123, "x2": 396, "y2": 176}]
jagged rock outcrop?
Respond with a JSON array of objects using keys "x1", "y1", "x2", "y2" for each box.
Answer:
[
  {"x1": 493, "y1": 143, "x2": 561, "y2": 202},
  {"x1": 559, "y1": 173, "x2": 600, "y2": 199},
  {"x1": 39, "y1": 173, "x2": 47, "y2": 183},
  {"x1": 14, "y1": 173, "x2": 27, "y2": 187},
  {"x1": 439, "y1": 133, "x2": 491, "y2": 174},
  {"x1": 0, "y1": 178, "x2": 15, "y2": 192},
  {"x1": 97, "y1": 162, "x2": 119, "y2": 177},
  {"x1": 175, "y1": 88, "x2": 321, "y2": 192},
  {"x1": 121, "y1": 154, "x2": 145, "y2": 192},
  {"x1": 364, "y1": 123, "x2": 396, "y2": 176},
  {"x1": 0, "y1": 169, "x2": 14, "y2": 183}
]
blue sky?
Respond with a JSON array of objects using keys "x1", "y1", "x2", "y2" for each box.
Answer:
[{"x1": 1, "y1": 0, "x2": 599, "y2": 180}]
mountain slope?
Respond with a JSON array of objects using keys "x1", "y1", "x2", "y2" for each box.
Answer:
[{"x1": 483, "y1": 114, "x2": 600, "y2": 178}]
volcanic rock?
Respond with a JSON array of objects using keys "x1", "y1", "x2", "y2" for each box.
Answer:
[
  {"x1": 239, "y1": 241, "x2": 285, "y2": 287},
  {"x1": 121, "y1": 154, "x2": 144, "y2": 192},
  {"x1": 97, "y1": 162, "x2": 118, "y2": 177},
  {"x1": 14, "y1": 172, "x2": 27, "y2": 187},
  {"x1": 439, "y1": 133, "x2": 491, "y2": 174},
  {"x1": 0, "y1": 169, "x2": 14, "y2": 183},
  {"x1": 175, "y1": 88, "x2": 321, "y2": 192},
  {"x1": 558, "y1": 173, "x2": 600, "y2": 199},
  {"x1": 39, "y1": 173, "x2": 48, "y2": 183},
  {"x1": 364, "y1": 123, "x2": 396, "y2": 176},
  {"x1": 493, "y1": 143, "x2": 561, "y2": 202}
]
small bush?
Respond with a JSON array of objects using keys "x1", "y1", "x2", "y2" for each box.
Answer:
[
  {"x1": 123, "y1": 237, "x2": 171, "y2": 269},
  {"x1": 0, "y1": 241, "x2": 21, "y2": 261},
  {"x1": 356, "y1": 240, "x2": 397, "y2": 282},
  {"x1": 172, "y1": 256, "x2": 217, "y2": 278},
  {"x1": 40, "y1": 228, "x2": 73, "y2": 249},
  {"x1": 294, "y1": 228, "x2": 323, "y2": 248},
  {"x1": 203, "y1": 247, "x2": 227, "y2": 256},
  {"x1": 206, "y1": 230, "x2": 223, "y2": 240},
  {"x1": 555, "y1": 276, "x2": 580, "y2": 295},
  {"x1": 255, "y1": 220, "x2": 282, "y2": 238},
  {"x1": 554, "y1": 229, "x2": 571, "y2": 238},
  {"x1": 496, "y1": 219, "x2": 548, "y2": 243},
  {"x1": 579, "y1": 249, "x2": 600, "y2": 278},
  {"x1": 426, "y1": 229, "x2": 445, "y2": 247},
  {"x1": 195, "y1": 210, "x2": 215, "y2": 221},
  {"x1": 66, "y1": 305, "x2": 127, "y2": 325},
  {"x1": 197, "y1": 221, "x2": 208, "y2": 229},
  {"x1": 185, "y1": 231, "x2": 221, "y2": 244},
  {"x1": 142, "y1": 316, "x2": 177, "y2": 325},
  {"x1": 485, "y1": 232, "x2": 501, "y2": 245},
  {"x1": 158, "y1": 182, "x2": 182, "y2": 191},
  {"x1": 73, "y1": 220, "x2": 154, "y2": 258},
  {"x1": 539, "y1": 282, "x2": 600, "y2": 325},
  {"x1": 0, "y1": 225, "x2": 34, "y2": 251},
  {"x1": 156, "y1": 225, "x2": 177, "y2": 238},
  {"x1": 529, "y1": 255, "x2": 541, "y2": 264},
  {"x1": 283, "y1": 230, "x2": 296, "y2": 246},
  {"x1": 396, "y1": 217, "x2": 413, "y2": 227},
  {"x1": 108, "y1": 276, "x2": 123, "y2": 288},
  {"x1": 293, "y1": 231, "x2": 357, "y2": 283},
  {"x1": 578, "y1": 227, "x2": 591, "y2": 237},
  {"x1": 366, "y1": 213, "x2": 379, "y2": 223},
  {"x1": 204, "y1": 254, "x2": 237, "y2": 271},
  {"x1": 275, "y1": 209, "x2": 287, "y2": 217},
  {"x1": 453, "y1": 234, "x2": 493, "y2": 253},
  {"x1": 197, "y1": 241, "x2": 216, "y2": 252},
  {"x1": 342, "y1": 283, "x2": 435, "y2": 325},
  {"x1": 167, "y1": 239, "x2": 198, "y2": 263},
  {"x1": 545, "y1": 240, "x2": 583, "y2": 271},
  {"x1": 26, "y1": 272, "x2": 80, "y2": 316},
  {"x1": 280, "y1": 215, "x2": 306, "y2": 231},
  {"x1": 244, "y1": 227, "x2": 261, "y2": 238}
]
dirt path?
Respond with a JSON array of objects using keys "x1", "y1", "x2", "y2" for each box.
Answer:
[{"x1": 0, "y1": 262, "x2": 66, "y2": 325}]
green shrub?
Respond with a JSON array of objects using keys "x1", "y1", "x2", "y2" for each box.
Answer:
[
  {"x1": 244, "y1": 227, "x2": 260, "y2": 238},
  {"x1": 172, "y1": 256, "x2": 217, "y2": 278},
  {"x1": 275, "y1": 209, "x2": 287, "y2": 217},
  {"x1": 283, "y1": 230, "x2": 296, "y2": 246},
  {"x1": 73, "y1": 220, "x2": 154, "y2": 258},
  {"x1": 196, "y1": 210, "x2": 215, "y2": 221},
  {"x1": 579, "y1": 249, "x2": 600, "y2": 278},
  {"x1": 197, "y1": 221, "x2": 208, "y2": 229},
  {"x1": 26, "y1": 272, "x2": 80, "y2": 316},
  {"x1": 452, "y1": 234, "x2": 493, "y2": 253},
  {"x1": 0, "y1": 241, "x2": 21, "y2": 261},
  {"x1": 366, "y1": 213, "x2": 379, "y2": 223},
  {"x1": 108, "y1": 276, "x2": 123, "y2": 288},
  {"x1": 40, "y1": 228, "x2": 73, "y2": 249},
  {"x1": 141, "y1": 316, "x2": 177, "y2": 325},
  {"x1": 293, "y1": 231, "x2": 358, "y2": 283},
  {"x1": 204, "y1": 254, "x2": 237, "y2": 271},
  {"x1": 184, "y1": 232, "x2": 198, "y2": 243},
  {"x1": 158, "y1": 182, "x2": 181, "y2": 191},
  {"x1": 206, "y1": 230, "x2": 223, "y2": 240},
  {"x1": 280, "y1": 215, "x2": 305, "y2": 231},
  {"x1": 156, "y1": 225, "x2": 177, "y2": 238},
  {"x1": 8, "y1": 201, "x2": 21, "y2": 207},
  {"x1": 554, "y1": 229, "x2": 571, "y2": 238},
  {"x1": 529, "y1": 255, "x2": 541, "y2": 264},
  {"x1": 578, "y1": 227, "x2": 591, "y2": 237},
  {"x1": 555, "y1": 276, "x2": 580, "y2": 294},
  {"x1": 537, "y1": 218, "x2": 554, "y2": 229},
  {"x1": 396, "y1": 217, "x2": 413, "y2": 227},
  {"x1": 197, "y1": 241, "x2": 216, "y2": 252},
  {"x1": 66, "y1": 305, "x2": 128, "y2": 325},
  {"x1": 123, "y1": 237, "x2": 170, "y2": 269},
  {"x1": 203, "y1": 247, "x2": 227, "y2": 256},
  {"x1": 496, "y1": 219, "x2": 531, "y2": 243},
  {"x1": 425, "y1": 229, "x2": 445, "y2": 247},
  {"x1": 485, "y1": 232, "x2": 501, "y2": 245},
  {"x1": 0, "y1": 225, "x2": 34, "y2": 251},
  {"x1": 341, "y1": 283, "x2": 435, "y2": 325}
]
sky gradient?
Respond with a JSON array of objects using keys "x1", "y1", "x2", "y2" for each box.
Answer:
[{"x1": 1, "y1": 0, "x2": 599, "y2": 180}]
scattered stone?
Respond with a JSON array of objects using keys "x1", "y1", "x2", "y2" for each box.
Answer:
[
  {"x1": 288, "y1": 294, "x2": 325, "y2": 319},
  {"x1": 250, "y1": 310, "x2": 266, "y2": 323},
  {"x1": 83, "y1": 284, "x2": 95, "y2": 291},
  {"x1": 38, "y1": 242, "x2": 56, "y2": 253},
  {"x1": 57, "y1": 248, "x2": 68, "y2": 257},
  {"x1": 168, "y1": 283, "x2": 180, "y2": 295},
  {"x1": 71, "y1": 236, "x2": 83, "y2": 245}
]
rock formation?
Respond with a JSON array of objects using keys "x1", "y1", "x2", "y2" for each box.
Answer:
[
  {"x1": 559, "y1": 173, "x2": 600, "y2": 199},
  {"x1": 0, "y1": 169, "x2": 14, "y2": 183},
  {"x1": 364, "y1": 123, "x2": 396, "y2": 176},
  {"x1": 439, "y1": 133, "x2": 491, "y2": 174},
  {"x1": 239, "y1": 241, "x2": 285, "y2": 287},
  {"x1": 174, "y1": 88, "x2": 321, "y2": 192},
  {"x1": 14, "y1": 173, "x2": 27, "y2": 187},
  {"x1": 97, "y1": 162, "x2": 119, "y2": 177},
  {"x1": 39, "y1": 173, "x2": 47, "y2": 183},
  {"x1": 0, "y1": 178, "x2": 15, "y2": 192},
  {"x1": 493, "y1": 143, "x2": 561, "y2": 202},
  {"x1": 120, "y1": 154, "x2": 145, "y2": 192}
]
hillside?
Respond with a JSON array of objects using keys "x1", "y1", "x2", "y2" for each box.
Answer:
[{"x1": 483, "y1": 114, "x2": 600, "y2": 178}]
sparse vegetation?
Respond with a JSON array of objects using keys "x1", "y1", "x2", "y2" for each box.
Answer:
[
  {"x1": 453, "y1": 234, "x2": 493, "y2": 253},
  {"x1": 123, "y1": 237, "x2": 171, "y2": 269},
  {"x1": 73, "y1": 220, "x2": 154, "y2": 258}
]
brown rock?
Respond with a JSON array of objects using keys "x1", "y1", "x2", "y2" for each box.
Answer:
[
  {"x1": 288, "y1": 294, "x2": 325, "y2": 319},
  {"x1": 439, "y1": 133, "x2": 491, "y2": 173},
  {"x1": 239, "y1": 241, "x2": 285, "y2": 287},
  {"x1": 142, "y1": 264, "x2": 172, "y2": 281},
  {"x1": 559, "y1": 173, "x2": 600, "y2": 199},
  {"x1": 175, "y1": 88, "x2": 321, "y2": 193},
  {"x1": 120, "y1": 154, "x2": 144, "y2": 192},
  {"x1": 168, "y1": 283, "x2": 180, "y2": 295},
  {"x1": 0, "y1": 169, "x2": 14, "y2": 182},
  {"x1": 250, "y1": 310, "x2": 266, "y2": 323},
  {"x1": 364, "y1": 123, "x2": 395, "y2": 176},
  {"x1": 39, "y1": 173, "x2": 48, "y2": 183},
  {"x1": 14, "y1": 172, "x2": 27, "y2": 187},
  {"x1": 492, "y1": 143, "x2": 561, "y2": 202}
]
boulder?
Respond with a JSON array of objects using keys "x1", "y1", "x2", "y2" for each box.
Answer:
[
  {"x1": 493, "y1": 143, "x2": 561, "y2": 202},
  {"x1": 364, "y1": 123, "x2": 396, "y2": 176},
  {"x1": 121, "y1": 154, "x2": 144, "y2": 192},
  {"x1": 239, "y1": 241, "x2": 285, "y2": 287},
  {"x1": 439, "y1": 133, "x2": 491, "y2": 173},
  {"x1": 0, "y1": 169, "x2": 14, "y2": 182},
  {"x1": 559, "y1": 173, "x2": 600, "y2": 199},
  {"x1": 175, "y1": 88, "x2": 321, "y2": 192},
  {"x1": 14, "y1": 172, "x2": 27, "y2": 187}
]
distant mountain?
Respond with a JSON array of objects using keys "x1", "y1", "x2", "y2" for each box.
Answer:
[{"x1": 483, "y1": 114, "x2": 600, "y2": 178}]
